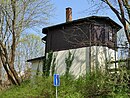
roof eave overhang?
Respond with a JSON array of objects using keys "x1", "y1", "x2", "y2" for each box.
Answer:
[{"x1": 42, "y1": 16, "x2": 122, "y2": 34}]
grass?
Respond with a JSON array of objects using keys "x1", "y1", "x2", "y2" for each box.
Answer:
[
  {"x1": 0, "y1": 71, "x2": 130, "y2": 98},
  {"x1": 0, "y1": 76, "x2": 55, "y2": 98}
]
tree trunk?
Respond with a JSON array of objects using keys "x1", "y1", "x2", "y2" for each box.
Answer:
[
  {"x1": 3, "y1": 64, "x2": 17, "y2": 85},
  {"x1": 0, "y1": 56, "x2": 17, "y2": 85},
  {"x1": 128, "y1": 44, "x2": 130, "y2": 69},
  {"x1": 0, "y1": 59, "x2": 2, "y2": 84},
  {"x1": 8, "y1": 64, "x2": 21, "y2": 85},
  {"x1": 0, "y1": 46, "x2": 21, "y2": 85}
]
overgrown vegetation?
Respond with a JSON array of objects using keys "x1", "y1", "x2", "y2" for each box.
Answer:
[
  {"x1": 0, "y1": 67, "x2": 130, "y2": 98},
  {"x1": 51, "y1": 54, "x2": 57, "y2": 76},
  {"x1": 43, "y1": 51, "x2": 53, "y2": 76},
  {"x1": 65, "y1": 51, "x2": 74, "y2": 77}
]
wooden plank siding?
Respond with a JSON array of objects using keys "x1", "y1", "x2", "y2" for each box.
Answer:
[{"x1": 44, "y1": 19, "x2": 119, "y2": 53}]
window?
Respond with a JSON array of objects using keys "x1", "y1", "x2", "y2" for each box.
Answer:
[
  {"x1": 108, "y1": 28, "x2": 113, "y2": 41},
  {"x1": 109, "y1": 32, "x2": 112, "y2": 41}
]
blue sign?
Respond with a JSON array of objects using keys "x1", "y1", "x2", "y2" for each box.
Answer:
[{"x1": 54, "y1": 74, "x2": 60, "y2": 86}]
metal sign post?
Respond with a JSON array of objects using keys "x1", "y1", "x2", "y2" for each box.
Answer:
[
  {"x1": 54, "y1": 74, "x2": 60, "y2": 98},
  {"x1": 56, "y1": 86, "x2": 58, "y2": 98}
]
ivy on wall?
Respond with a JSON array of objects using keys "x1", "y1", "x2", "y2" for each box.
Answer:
[
  {"x1": 65, "y1": 51, "x2": 74, "y2": 77},
  {"x1": 51, "y1": 55, "x2": 56, "y2": 76},
  {"x1": 43, "y1": 51, "x2": 53, "y2": 77}
]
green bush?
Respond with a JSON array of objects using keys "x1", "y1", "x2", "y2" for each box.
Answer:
[{"x1": 0, "y1": 69, "x2": 130, "y2": 98}]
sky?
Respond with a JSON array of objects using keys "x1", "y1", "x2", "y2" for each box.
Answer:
[
  {"x1": 43, "y1": 0, "x2": 125, "y2": 58},
  {"x1": 33, "y1": 0, "x2": 123, "y2": 37},
  {"x1": 33, "y1": 0, "x2": 123, "y2": 41},
  {"x1": 46, "y1": 0, "x2": 121, "y2": 27},
  {"x1": 28, "y1": 0, "x2": 122, "y2": 36},
  {"x1": 49, "y1": 0, "x2": 91, "y2": 25},
  {"x1": 27, "y1": 0, "x2": 126, "y2": 59}
]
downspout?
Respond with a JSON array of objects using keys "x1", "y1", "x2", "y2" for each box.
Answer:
[
  {"x1": 89, "y1": 24, "x2": 92, "y2": 73},
  {"x1": 42, "y1": 28, "x2": 49, "y2": 76},
  {"x1": 114, "y1": 29, "x2": 117, "y2": 73}
]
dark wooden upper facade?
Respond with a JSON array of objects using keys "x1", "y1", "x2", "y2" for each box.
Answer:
[{"x1": 42, "y1": 16, "x2": 122, "y2": 53}]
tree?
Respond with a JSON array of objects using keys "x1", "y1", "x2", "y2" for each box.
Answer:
[
  {"x1": 87, "y1": 0, "x2": 129, "y2": 43},
  {"x1": 102, "y1": 0, "x2": 130, "y2": 43},
  {"x1": 0, "y1": 0, "x2": 53, "y2": 85},
  {"x1": 15, "y1": 33, "x2": 44, "y2": 80},
  {"x1": 86, "y1": 0, "x2": 130, "y2": 68}
]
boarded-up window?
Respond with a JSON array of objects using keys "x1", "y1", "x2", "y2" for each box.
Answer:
[{"x1": 92, "y1": 24, "x2": 105, "y2": 43}]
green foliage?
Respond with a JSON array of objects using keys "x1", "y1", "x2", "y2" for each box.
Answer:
[
  {"x1": 0, "y1": 68, "x2": 130, "y2": 98},
  {"x1": 51, "y1": 54, "x2": 57, "y2": 76},
  {"x1": 75, "y1": 71, "x2": 110, "y2": 97},
  {"x1": 108, "y1": 67, "x2": 130, "y2": 97},
  {"x1": 78, "y1": 68, "x2": 130, "y2": 98},
  {"x1": 43, "y1": 51, "x2": 53, "y2": 76},
  {"x1": 65, "y1": 51, "x2": 74, "y2": 77}
]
